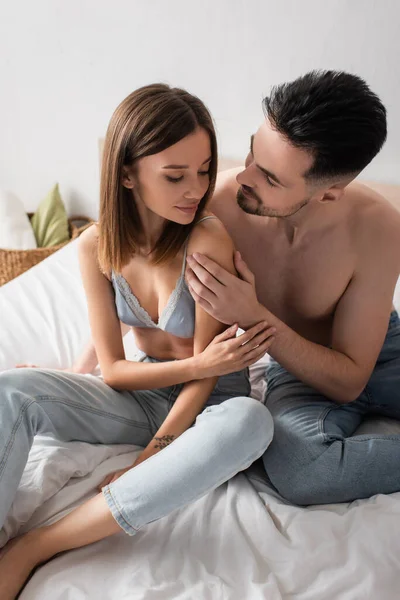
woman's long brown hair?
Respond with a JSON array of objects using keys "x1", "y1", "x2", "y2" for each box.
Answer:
[{"x1": 97, "y1": 84, "x2": 218, "y2": 274}]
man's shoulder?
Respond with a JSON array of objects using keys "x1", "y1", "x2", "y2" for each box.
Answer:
[
  {"x1": 347, "y1": 182, "x2": 400, "y2": 260},
  {"x1": 348, "y1": 181, "x2": 400, "y2": 214},
  {"x1": 354, "y1": 180, "x2": 400, "y2": 213}
]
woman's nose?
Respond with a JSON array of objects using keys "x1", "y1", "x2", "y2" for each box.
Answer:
[{"x1": 184, "y1": 179, "x2": 207, "y2": 200}]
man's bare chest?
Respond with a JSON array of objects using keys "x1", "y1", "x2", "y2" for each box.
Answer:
[{"x1": 230, "y1": 223, "x2": 354, "y2": 325}]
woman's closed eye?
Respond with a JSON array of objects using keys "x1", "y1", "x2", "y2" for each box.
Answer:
[{"x1": 166, "y1": 171, "x2": 210, "y2": 184}]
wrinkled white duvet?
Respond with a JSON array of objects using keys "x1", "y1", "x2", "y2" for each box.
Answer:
[{"x1": 1, "y1": 238, "x2": 400, "y2": 600}]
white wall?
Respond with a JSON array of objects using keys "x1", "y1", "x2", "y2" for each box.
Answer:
[{"x1": 0, "y1": 0, "x2": 399, "y2": 220}]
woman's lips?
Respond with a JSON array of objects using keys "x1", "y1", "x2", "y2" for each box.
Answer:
[{"x1": 176, "y1": 204, "x2": 198, "y2": 214}]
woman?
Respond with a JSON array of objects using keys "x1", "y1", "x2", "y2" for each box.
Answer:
[{"x1": 0, "y1": 84, "x2": 274, "y2": 599}]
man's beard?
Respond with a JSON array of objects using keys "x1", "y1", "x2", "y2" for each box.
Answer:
[{"x1": 237, "y1": 186, "x2": 309, "y2": 218}]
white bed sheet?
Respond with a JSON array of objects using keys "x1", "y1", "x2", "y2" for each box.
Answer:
[{"x1": 1, "y1": 239, "x2": 400, "y2": 599}]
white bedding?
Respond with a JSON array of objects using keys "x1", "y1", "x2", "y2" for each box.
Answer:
[{"x1": 1, "y1": 239, "x2": 400, "y2": 599}]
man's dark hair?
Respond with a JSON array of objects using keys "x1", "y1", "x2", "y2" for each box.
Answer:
[{"x1": 263, "y1": 70, "x2": 387, "y2": 180}]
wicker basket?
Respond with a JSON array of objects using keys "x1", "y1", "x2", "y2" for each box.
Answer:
[{"x1": 0, "y1": 214, "x2": 94, "y2": 287}]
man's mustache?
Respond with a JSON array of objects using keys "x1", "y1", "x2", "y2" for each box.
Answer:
[{"x1": 239, "y1": 185, "x2": 262, "y2": 204}]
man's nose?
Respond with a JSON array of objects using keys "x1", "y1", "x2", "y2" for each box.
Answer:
[{"x1": 237, "y1": 163, "x2": 256, "y2": 188}]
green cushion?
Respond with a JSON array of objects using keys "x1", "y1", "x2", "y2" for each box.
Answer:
[{"x1": 31, "y1": 184, "x2": 70, "y2": 248}]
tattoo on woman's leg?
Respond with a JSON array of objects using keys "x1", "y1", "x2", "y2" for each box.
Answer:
[{"x1": 154, "y1": 435, "x2": 175, "y2": 449}]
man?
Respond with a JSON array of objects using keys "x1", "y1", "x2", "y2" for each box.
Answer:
[{"x1": 186, "y1": 70, "x2": 400, "y2": 505}]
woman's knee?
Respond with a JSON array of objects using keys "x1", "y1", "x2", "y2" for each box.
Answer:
[
  {"x1": 0, "y1": 369, "x2": 23, "y2": 398},
  {"x1": 0, "y1": 368, "x2": 41, "y2": 412},
  {"x1": 222, "y1": 396, "x2": 274, "y2": 453}
]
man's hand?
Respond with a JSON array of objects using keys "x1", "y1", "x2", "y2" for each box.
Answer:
[{"x1": 186, "y1": 250, "x2": 264, "y2": 328}]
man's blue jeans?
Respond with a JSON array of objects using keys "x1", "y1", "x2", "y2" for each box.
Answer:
[{"x1": 263, "y1": 311, "x2": 400, "y2": 505}]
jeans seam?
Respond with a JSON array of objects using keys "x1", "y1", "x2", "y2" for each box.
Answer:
[
  {"x1": 364, "y1": 384, "x2": 373, "y2": 407},
  {"x1": 103, "y1": 485, "x2": 139, "y2": 534},
  {"x1": 0, "y1": 398, "x2": 33, "y2": 480},
  {"x1": 0, "y1": 395, "x2": 152, "y2": 481},
  {"x1": 318, "y1": 404, "x2": 341, "y2": 442},
  {"x1": 35, "y1": 395, "x2": 152, "y2": 428}
]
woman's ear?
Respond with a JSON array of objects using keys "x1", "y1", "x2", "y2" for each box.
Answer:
[{"x1": 121, "y1": 166, "x2": 135, "y2": 189}]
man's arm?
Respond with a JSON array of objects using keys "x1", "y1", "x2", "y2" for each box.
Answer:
[
  {"x1": 264, "y1": 218, "x2": 400, "y2": 403},
  {"x1": 187, "y1": 213, "x2": 400, "y2": 404}
]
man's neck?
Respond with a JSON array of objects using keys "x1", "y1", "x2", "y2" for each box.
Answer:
[{"x1": 273, "y1": 199, "x2": 334, "y2": 245}]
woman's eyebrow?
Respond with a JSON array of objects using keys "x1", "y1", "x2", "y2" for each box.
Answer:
[{"x1": 162, "y1": 156, "x2": 212, "y2": 169}]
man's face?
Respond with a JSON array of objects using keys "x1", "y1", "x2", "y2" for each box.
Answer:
[{"x1": 236, "y1": 119, "x2": 316, "y2": 218}]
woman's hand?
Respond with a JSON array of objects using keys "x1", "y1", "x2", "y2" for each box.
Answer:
[
  {"x1": 196, "y1": 321, "x2": 275, "y2": 378},
  {"x1": 98, "y1": 466, "x2": 132, "y2": 491}
]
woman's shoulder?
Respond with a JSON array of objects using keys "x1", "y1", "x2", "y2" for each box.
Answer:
[
  {"x1": 188, "y1": 212, "x2": 234, "y2": 256},
  {"x1": 78, "y1": 222, "x2": 99, "y2": 246},
  {"x1": 194, "y1": 212, "x2": 227, "y2": 234},
  {"x1": 78, "y1": 223, "x2": 112, "y2": 281}
]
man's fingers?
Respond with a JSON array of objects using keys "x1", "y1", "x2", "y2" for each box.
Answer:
[
  {"x1": 186, "y1": 269, "x2": 217, "y2": 304},
  {"x1": 186, "y1": 259, "x2": 223, "y2": 295},
  {"x1": 187, "y1": 283, "x2": 215, "y2": 313},
  {"x1": 187, "y1": 252, "x2": 234, "y2": 287},
  {"x1": 234, "y1": 251, "x2": 255, "y2": 285}
]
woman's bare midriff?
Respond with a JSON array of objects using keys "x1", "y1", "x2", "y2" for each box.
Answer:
[{"x1": 132, "y1": 327, "x2": 194, "y2": 361}]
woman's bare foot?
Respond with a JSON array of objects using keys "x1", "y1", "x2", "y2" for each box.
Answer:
[{"x1": 0, "y1": 532, "x2": 42, "y2": 600}]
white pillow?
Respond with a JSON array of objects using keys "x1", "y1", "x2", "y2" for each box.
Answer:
[{"x1": 0, "y1": 190, "x2": 37, "y2": 250}]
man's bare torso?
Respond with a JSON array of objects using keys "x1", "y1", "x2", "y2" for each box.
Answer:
[{"x1": 210, "y1": 168, "x2": 400, "y2": 346}]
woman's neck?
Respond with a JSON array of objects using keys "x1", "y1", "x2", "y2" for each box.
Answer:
[{"x1": 135, "y1": 201, "x2": 166, "y2": 255}]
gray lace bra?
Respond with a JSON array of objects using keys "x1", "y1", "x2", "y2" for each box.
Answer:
[{"x1": 111, "y1": 216, "x2": 217, "y2": 339}]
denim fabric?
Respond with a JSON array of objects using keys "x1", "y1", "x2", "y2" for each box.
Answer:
[
  {"x1": 262, "y1": 311, "x2": 400, "y2": 505},
  {"x1": 0, "y1": 360, "x2": 272, "y2": 533}
]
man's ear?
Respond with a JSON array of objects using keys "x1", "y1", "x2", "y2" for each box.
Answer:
[
  {"x1": 121, "y1": 166, "x2": 135, "y2": 189},
  {"x1": 318, "y1": 173, "x2": 356, "y2": 204},
  {"x1": 319, "y1": 183, "x2": 346, "y2": 204}
]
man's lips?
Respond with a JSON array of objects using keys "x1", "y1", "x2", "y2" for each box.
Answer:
[{"x1": 241, "y1": 186, "x2": 256, "y2": 200}]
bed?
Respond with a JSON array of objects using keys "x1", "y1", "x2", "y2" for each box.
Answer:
[{"x1": 1, "y1": 180, "x2": 400, "y2": 599}]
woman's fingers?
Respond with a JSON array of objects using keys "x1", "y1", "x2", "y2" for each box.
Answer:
[
  {"x1": 98, "y1": 474, "x2": 113, "y2": 491},
  {"x1": 213, "y1": 323, "x2": 239, "y2": 343},
  {"x1": 241, "y1": 327, "x2": 276, "y2": 355},
  {"x1": 233, "y1": 321, "x2": 269, "y2": 349},
  {"x1": 98, "y1": 468, "x2": 128, "y2": 491},
  {"x1": 243, "y1": 336, "x2": 275, "y2": 366}
]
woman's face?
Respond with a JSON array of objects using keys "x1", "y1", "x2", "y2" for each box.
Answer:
[{"x1": 123, "y1": 127, "x2": 212, "y2": 224}]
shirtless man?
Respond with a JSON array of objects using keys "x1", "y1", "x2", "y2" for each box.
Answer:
[{"x1": 186, "y1": 70, "x2": 400, "y2": 505}]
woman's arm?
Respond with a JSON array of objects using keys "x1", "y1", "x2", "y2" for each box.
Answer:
[
  {"x1": 70, "y1": 321, "x2": 130, "y2": 374},
  {"x1": 78, "y1": 224, "x2": 202, "y2": 387},
  {"x1": 79, "y1": 223, "x2": 271, "y2": 393},
  {"x1": 129, "y1": 217, "x2": 239, "y2": 466}
]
